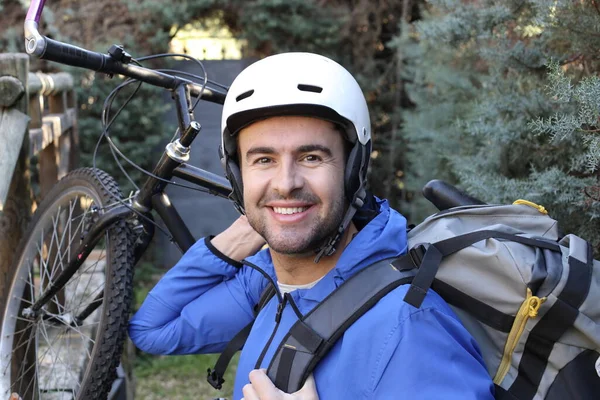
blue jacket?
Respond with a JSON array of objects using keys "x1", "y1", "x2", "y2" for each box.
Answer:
[{"x1": 129, "y1": 199, "x2": 494, "y2": 399}]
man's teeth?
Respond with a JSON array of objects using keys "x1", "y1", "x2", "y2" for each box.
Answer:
[{"x1": 273, "y1": 207, "x2": 308, "y2": 215}]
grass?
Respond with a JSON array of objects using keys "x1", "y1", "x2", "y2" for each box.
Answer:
[{"x1": 133, "y1": 352, "x2": 239, "y2": 400}]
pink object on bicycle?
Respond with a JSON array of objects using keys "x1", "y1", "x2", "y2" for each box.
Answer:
[{"x1": 25, "y1": 0, "x2": 46, "y2": 23}]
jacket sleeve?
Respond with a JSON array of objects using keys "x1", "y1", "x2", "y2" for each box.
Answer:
[
  {"x1": 370, "y1": 306, "x2": 495, "y2": 399},
  {"x1": 128, "y1": 237, "x2": 268, "y2": 355}
]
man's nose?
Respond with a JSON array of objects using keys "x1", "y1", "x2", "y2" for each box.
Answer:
[{"x1": 272, "y1": 159, "x2": 303, "y2": 197}]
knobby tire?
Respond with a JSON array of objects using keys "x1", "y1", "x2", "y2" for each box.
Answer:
[{"x1": 0, "y1": 168, "x2": 135, "y2": 400}]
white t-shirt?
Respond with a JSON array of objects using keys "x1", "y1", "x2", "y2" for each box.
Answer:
[{"x1": 277, "y1": 275, "x2": 324, "y2": 295}]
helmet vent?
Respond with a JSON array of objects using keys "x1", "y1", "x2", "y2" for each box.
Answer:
[
  {"x1": 297, "y1": 84, "x2": 323, "y2": 93},
  {"x1": 236, "y1": 90, "x2": 254, "y2": 102}
]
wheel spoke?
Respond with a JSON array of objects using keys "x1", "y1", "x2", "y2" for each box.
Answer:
[
  {"x1": 49, "y1": 210, "x2": 65, "y2": 278},
  {"x1": 6, "y1": 323, "x2": 35, "y2": 355},
  {"x1": 68, "y1": 248, "x2": 106, "y2": 319},
  {"x1": 46, "y1": 205, "x2": 87, "y2": 284},
  {"x1": 38, "y1": 321, "x2": 62, "y2": 393},
  {"x1": 10, "y1": 315, "x2": 37, "y2": 395},
  {"x1": 39, "y1": 315, "x2": 96, "y2": 352},
  {"x1": 44, "y1": 200, "x2": 106, "y2": 324},
  {"x1": 68, "y1": 278, "x2": 104, "y2": 315},
  {"x1": 12, "y1": 294, "x2": 34, "y2": 306},
  {"x1": 47, "y1": 236, "x2": 105, "y2": 316},
  {"x1": 38, "y1": 320, "x2": 81, "y2": 395},
  {"x1": 2, "y1": 173, "x2": 133, "y2": 400}
]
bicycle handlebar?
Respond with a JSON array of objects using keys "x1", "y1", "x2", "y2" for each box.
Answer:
[
  {"x1": 24, "y1": 3, "x2": 227, "y2": 104},
  {"x1": 422, "y1": 180, "x2": 486, "y2": 211}
]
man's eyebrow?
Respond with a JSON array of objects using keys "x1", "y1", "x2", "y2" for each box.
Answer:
[
  {"x1": 297, "y1": 144, "x2": 333, "y2": 156},
  {"x1": 246, "y1": 146, "x2": 276, "y2": 156},
  {"x1": 245, "y1": 145, "x2": 333, "y2": 158}
]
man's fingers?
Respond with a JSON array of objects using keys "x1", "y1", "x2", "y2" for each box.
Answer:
[
  {"x1": 294, "y1": 374, "x2": 319, "y2": 400},
  {"x1": 248, "y1": 369, "x2": 282, "y2": 399},
  {"x1": 242, "y1": 382, "x2": 260, "y2": 400}
]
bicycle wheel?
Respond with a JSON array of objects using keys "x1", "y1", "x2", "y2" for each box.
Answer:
[{"x1": 0, "y1": 168, "x2": 134, "y2": 400}]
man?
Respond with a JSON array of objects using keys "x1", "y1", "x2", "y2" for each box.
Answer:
[{"x1": 129, "y1": 52, "x2": 494, "y2": 399}]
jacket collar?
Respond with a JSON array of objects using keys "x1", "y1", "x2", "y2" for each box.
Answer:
[
  {"x1": 247, "y1": 198, "x2": 408, "y2": 305},
  {"x1": 301, "y1": 198, "x2": 407, "y2": 302}
]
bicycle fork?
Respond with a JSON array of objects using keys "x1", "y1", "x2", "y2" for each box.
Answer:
[{"x1": 21, "y1": 204, "x2": 135, "y2": 323}]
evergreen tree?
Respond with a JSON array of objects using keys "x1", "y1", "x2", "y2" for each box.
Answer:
[
  {"x1": 235, "y1": 0, "x2": 418, "y2": 203},
  {"x1": 399, "y1": 0, "x2": 600, "y2": 252}
]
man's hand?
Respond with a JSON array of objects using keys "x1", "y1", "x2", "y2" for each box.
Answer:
[
  {"x1": 211, "y1": 216, "x2": 266, "y2": 261},
  {"x1": 241, "y1": 370, "x2": 319, "y2": 400}
]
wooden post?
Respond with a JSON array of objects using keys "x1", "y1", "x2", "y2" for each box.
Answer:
[
  {"x1": 0, "y1": 54, "x2": 32, "y2": 308},
  {"x1": 27, "y1": 72, "x2": 77, "y2": 200},
  {"x1": 38, "y1": 87, "x2": 60, "y2": 197},
  {"x1": 66, "y1": 89, "x2": 80, "y2": 170}
]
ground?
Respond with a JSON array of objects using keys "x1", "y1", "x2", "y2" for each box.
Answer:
[{"x1": 134, "y1": 353, "x2": 238, "y2": 399}]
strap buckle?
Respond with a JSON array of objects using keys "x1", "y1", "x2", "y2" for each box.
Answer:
[{"x1": 207, "y1": 368, "x2": 225, "y2": 390}]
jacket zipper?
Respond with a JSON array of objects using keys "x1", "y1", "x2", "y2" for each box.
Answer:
[
  {"x1": 493, "y1": 288, "x2": 546, "y2": 384},
  {"x1": 254, "y1": 295, "x2": 287, "y2": 369}
]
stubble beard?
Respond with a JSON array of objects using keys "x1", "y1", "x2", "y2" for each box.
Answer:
[{"x1": 246, "y1": 193, "x2": 346, "y2": 256}]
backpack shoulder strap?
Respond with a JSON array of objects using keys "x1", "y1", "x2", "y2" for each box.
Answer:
[
  {"x1": 207, "y1": 283, "x2": 277, "y2": 389},
  {"x1": 266, "y1": 257, "x2": 416, "y2": 393},
  {"x1": 255, "y1": 284, "x2": 278, "y2": 316}
]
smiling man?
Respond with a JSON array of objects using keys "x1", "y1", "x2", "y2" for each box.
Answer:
[{"x1": 129, "y1": 53, "x2": 494, "y2": 399}]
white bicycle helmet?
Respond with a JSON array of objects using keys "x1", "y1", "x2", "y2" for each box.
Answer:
[{"x1": 220, "y1": 52, "x2": 372, "y2": 260}]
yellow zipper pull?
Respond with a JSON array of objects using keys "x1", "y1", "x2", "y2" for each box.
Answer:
[
  {"x1": 513, "y1": 199, "x2": 548, "y2": 215},
  {"x1": 526, "y1": 293, "x2": 544, "y2": 318},
  {"x1": 493, "y1": 288, "x2": 546, "y2": 384}
]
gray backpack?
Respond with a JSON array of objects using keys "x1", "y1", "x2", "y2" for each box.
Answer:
[
  {"x1": 210, "y1": 198, "x2": 600, "y2": 399},
  {"x1": 402, "y1": 202, "x2": 600, "y2": 399}
]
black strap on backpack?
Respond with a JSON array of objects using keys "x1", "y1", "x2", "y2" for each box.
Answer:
[
  {"x1": 208, "y1": 229, "x2": 565, "y2": 393},
  {"x1": 264, "y1": 231, "x2": 564, "y2": 393},
  {"x1": 403, "y1": 230, "x2": 560, "y2": 308},
  {"x1": 207, "y1": 284, "x2": 277, "y2": 389},
  {"x1": 265, "y1": 258, "x2": 416, "y2": 393}
]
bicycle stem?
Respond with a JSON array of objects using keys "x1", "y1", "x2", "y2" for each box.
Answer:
[
  {"x1": 134, "y1": 118, "x2": 203, "y2": 211},
  {"x1": 174, "y1": 83, "x2": 193, "y2": 137},
  {"x1": 23, "y1": 205, "x2": 134, "y2": 318}
]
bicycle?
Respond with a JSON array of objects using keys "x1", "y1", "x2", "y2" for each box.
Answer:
[{"x1": 1, "y1": 1, "x2": 234, "y2": 399}]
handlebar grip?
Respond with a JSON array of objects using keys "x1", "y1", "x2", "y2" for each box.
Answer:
[
  {"x1": 189, "y1": 84, "x2": 227, "y2": 105},
  {"x1": 422, "y1": 179, "x2": 486, "y2": 211},
  {"x1": 42, "y1": 37, "x2": 109, "y2": 71}
]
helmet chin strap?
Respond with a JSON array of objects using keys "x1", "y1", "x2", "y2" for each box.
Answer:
[{"x1": 314, "y1": 195, "x2": 364, "y2": 263}]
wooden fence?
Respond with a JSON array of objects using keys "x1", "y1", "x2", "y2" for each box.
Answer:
[
  {"x1": 0, "y1": 53, "x2": 79, "y2": 312},
  {"x1": 0, "y1": 54, "x2": 79, "y2": 211},
  {"x1": 28, "y1": 69, "x2": 79, "y2": 200},
  {"x1": 0, "y1": 53, "x2": 132, "y2": 400}
]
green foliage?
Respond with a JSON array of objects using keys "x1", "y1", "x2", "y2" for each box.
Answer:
[
  {"x1": 236, "y1": 0, "x2": 346, "y2": 56},
  {"x1": 529, "y1": 62, "x2": 600, "y2": 173},
  {"x1": 234, "y1": 0, "x2": 413, "y2": 203},
  {"x1": 400, "y1": 0, "x2": 600, "y2": 252},
  {"x1": 0, "y1": 27, "x2": 21, "y2": 53}
]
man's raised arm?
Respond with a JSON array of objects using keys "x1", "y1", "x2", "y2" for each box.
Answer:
[{"x1": 128, "y1": 216, "x2": 266, "y2": 355}]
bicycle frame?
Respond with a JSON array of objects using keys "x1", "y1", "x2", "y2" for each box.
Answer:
[{"x1": 22, "y1": 0, "x2": 234, "y2": 320}]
